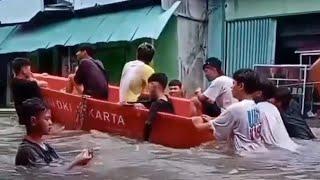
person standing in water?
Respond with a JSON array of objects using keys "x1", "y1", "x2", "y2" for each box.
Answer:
[
  {"x1": 271, "y1": 87, "x2": 316, "y2": 140},
  {"x1": 119, "y1": 42, "x2": 155, "y2": 104},
  {"x1": 10, "y1": 58, "x2": 48, "y2": 124},
  {"x1": 134, "y1": 73, "x2": 174, "y2": 141},
  {"x1": 255, "y1": 78, "x2": 299, "y2": 151},
  {"x1": 192, "y1": 69, "x2": 265, "y2": 153},
  {"x1": 15, "y1": 98, "x2": 92, "y2": 169}
]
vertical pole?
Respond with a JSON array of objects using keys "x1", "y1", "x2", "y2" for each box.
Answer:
[{"x1": 302, "y1": 65, "x2": 307, "y2": 115}]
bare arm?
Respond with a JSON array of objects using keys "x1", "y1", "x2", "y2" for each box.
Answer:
[{"x1": 192, "y1": 116, "x2": 213, "y2": 131}]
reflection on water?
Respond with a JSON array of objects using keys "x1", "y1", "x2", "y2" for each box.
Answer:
[{"x1": 1, "y1": 115, "x2": 320, "y2": 179}]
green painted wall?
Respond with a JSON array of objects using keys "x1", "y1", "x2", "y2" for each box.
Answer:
[
  {"x1": 95, "y1": 17, "x2": 178, "y2": 85},
  {"x1": 226, "y1": 0, "x2": 320, "y2": 21},
  {"x1": 154, "y1": 17, "x2": 178, "y2": 80}
]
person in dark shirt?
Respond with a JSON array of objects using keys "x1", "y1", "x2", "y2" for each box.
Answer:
[
  {"x1": 69, "y1": 45, "x2": 109, "y2": 100},
  {"x1": 15, "y1": 97, "x2": 93, "y2": 169},
  {"x1": 134, "y1": 73, "x2": 174, "y2": 140},
  {"x1": 10, "y1": 58, "x2": 48, "y2": 124},
  {"x1": 271, "y1": 87, "x2": 316, "y2": 140}
]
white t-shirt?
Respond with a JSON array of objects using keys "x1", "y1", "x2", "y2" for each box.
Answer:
[
  {"x1": 203, "y1": 75, "x2": 237, "y2": 110},
  {"x1": 119, "y1": 60, "x2": 154, "y2": 103},
  {"x1": 210, "y1": 99, "x2": 265, "y2": 153},
  {"x1": 257, "y1": 102, "x2": 299, "y2": 152}
]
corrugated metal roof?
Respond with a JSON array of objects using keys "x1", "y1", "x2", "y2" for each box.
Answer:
[
  {"x1": 0, "y1": 0, "x2": 43, "y2": 24},
  {"x1": 0, "y1": 2, "x2": 180, "y2": 54},
  {"x1": 73, "y1": 0, "x2": 130, "y2": 10}
]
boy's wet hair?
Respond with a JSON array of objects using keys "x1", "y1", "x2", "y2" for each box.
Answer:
[
  {"x1": 137, "y1": 42, "x2": 155, "y2": 64},
  {"x1": 233, "y1": 68, "x2": 260, "y2": 94},
  {"x1": 168, "y1": 79, "x2": 182, "y2": 88},
  {"x1": 12, "y1": 58, "x2": 31, "y2": 75},
  {"x1": 274, "y1": 87, "x2": 292, "y2": 110},
  {"x1": 259, "y1": 78, "x2": 276, "y2": 100},
  {"x1": 77, "y1": 45, "x2": 94, "y2": 57},
  {"x1": 19, "y1": 98, "x2": 48, "y2": 126},
  {"x1": 148, "y1": 73, "x2": 168, "y2": 90}
]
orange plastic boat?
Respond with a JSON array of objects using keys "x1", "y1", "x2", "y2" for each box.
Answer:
[{"x1": 34, "y1": 73, "x2": 214, "y2": 148}]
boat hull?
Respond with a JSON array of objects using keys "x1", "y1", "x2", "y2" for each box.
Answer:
[{"x1": 35, "y1": 74, "x2": 214, "y2": 148}]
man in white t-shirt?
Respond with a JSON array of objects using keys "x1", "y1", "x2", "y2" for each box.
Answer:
[
  {"x1": 255, "y1": 79, "x2": 299, "y2": 152},
  {"x1": 195, "y1": 57, "x2": 236, "y2": 116},
  {"x1": 192, "y1": 69, "x2": 265, "y2": 153},
  {"x1": 119, "y1": 43, "x2": 155, "y2": 103}
]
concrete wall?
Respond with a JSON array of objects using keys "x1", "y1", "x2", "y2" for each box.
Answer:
[{"x1": 225, "y1": 0, "x2": 320, "y2": 21}]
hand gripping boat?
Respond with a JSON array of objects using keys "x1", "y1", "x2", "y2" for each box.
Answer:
[{"x1": 34, "y1": 74, "x2": 214, "y2": 148}]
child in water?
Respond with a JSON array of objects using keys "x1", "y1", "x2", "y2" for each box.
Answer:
[{"x1": 15, "y1": 97, "x2": 92, "y2": 170}]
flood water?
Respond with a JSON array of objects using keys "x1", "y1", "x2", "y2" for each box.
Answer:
[{"x1": 1, "y1": 115, "x2": 320, "y2": 180}]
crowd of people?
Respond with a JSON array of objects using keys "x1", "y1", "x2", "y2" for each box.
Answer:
[{"x1": 9, "y1": 42, "x2": 316, "y2": 169}]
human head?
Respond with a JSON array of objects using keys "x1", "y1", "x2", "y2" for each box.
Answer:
[
  {"x1": 19, "y1": 98, "x2": 52, "y2": 135},
  {"x1": 271, "y1": 87, "x2": 292, "y2": 112},
  {"x1": 148, "y1": 73, "x2": 168, "y2": 100},
  {"x1": 232, "y1": 69, "x2": 260, "y2": 100},
  {"x1": 254, "y1": 77, "x2": 276, "y2": 102},
  {"x1": 12, "y1": 57, "x2": 32, "y2": 79},
  {"x1": 76, "y1": 45, "x2": 94, "y2": 60},
  {"x1": 203, "y1": 57, "x2": 223, "y2": 81},
  {"x1": 137, "y1": 42, "x2": 155, "y2": 65},
  {"x1": 168, "y1": 79, "x2": 184, "y2": 98}
]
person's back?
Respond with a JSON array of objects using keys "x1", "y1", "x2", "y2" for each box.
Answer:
[
  {"x1": 257, "y1": 102, "x2": 299, "y2": 151},
  {"x1": 120, "y1": 60, "x2": 154, "y2": 102},
  {"x1": 214, "y1": 99, "x2": 264, "y2": 152},
  {"x1": 119, "y1": 42, "x2": 155, "y2": 103},
  {"x1": 74, "y1": 59, "x2": 108, "y2": 99}
]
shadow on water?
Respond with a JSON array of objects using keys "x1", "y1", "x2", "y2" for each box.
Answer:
[{"x1": 1, "y1": 116, "x2": 320, "y2": 179}]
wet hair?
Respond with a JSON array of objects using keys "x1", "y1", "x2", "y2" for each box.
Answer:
[
  {"x1": 12, "y1": 58, "x2": 31, "y2": 75},
  {"x1": 137, "y1": 42, "x2": 155, "y2": 64},
  {"x1": 77, "y1": 45, "x2": 94, "y2": 57},
  {"x1": 274, "y1": 87, "x2": 292, "y2": 110},
  {"x1": 148, "y1": 73, "x2": 168, "y2": 90},
  {"x1": 19, "y1": 98, "x2": 48, "y2": 130},
  {"x1": 233, "y1": 68, "x2": 260, "y2": 94},
  {"x1": 259, "y1": 78, "x2": 276, "y2": 100},
  {"x1": 168, "y1": 79, "x2": 182, "y2": 88}
]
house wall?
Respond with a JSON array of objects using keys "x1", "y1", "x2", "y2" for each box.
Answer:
[{"x1": 225, "y1": 0, "x2": 320, "y2": 21}]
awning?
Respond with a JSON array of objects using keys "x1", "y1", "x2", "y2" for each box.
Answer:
[
  {"x1": 0, "y1": 0, "x2": 43, "y2": 24},
  {"x1": 0, "y1": 1, "x2": 180, "y2": 54}
]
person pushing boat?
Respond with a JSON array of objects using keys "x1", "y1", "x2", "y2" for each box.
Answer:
[
  {"x1": 192, "y1": 69, "x2": 265, "y2": 153},
  {"x1": 254, "y1": 78, "x2": 299, "y2": 151},
  {"x1": 134, "y1": 73, "x2": 174, "y2": 141},
  {"x1": 271, "y1": 87, "x2": 316, "y2": 140}
]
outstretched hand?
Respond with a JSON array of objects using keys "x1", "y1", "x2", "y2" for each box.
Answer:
[{"x1": 74, "y1": 149, "x2": 93, "y2": 166}]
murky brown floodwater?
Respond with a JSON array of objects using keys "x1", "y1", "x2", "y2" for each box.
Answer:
[{"x1": 1, "y1": 115, "x2": 320, "y2": 180}]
